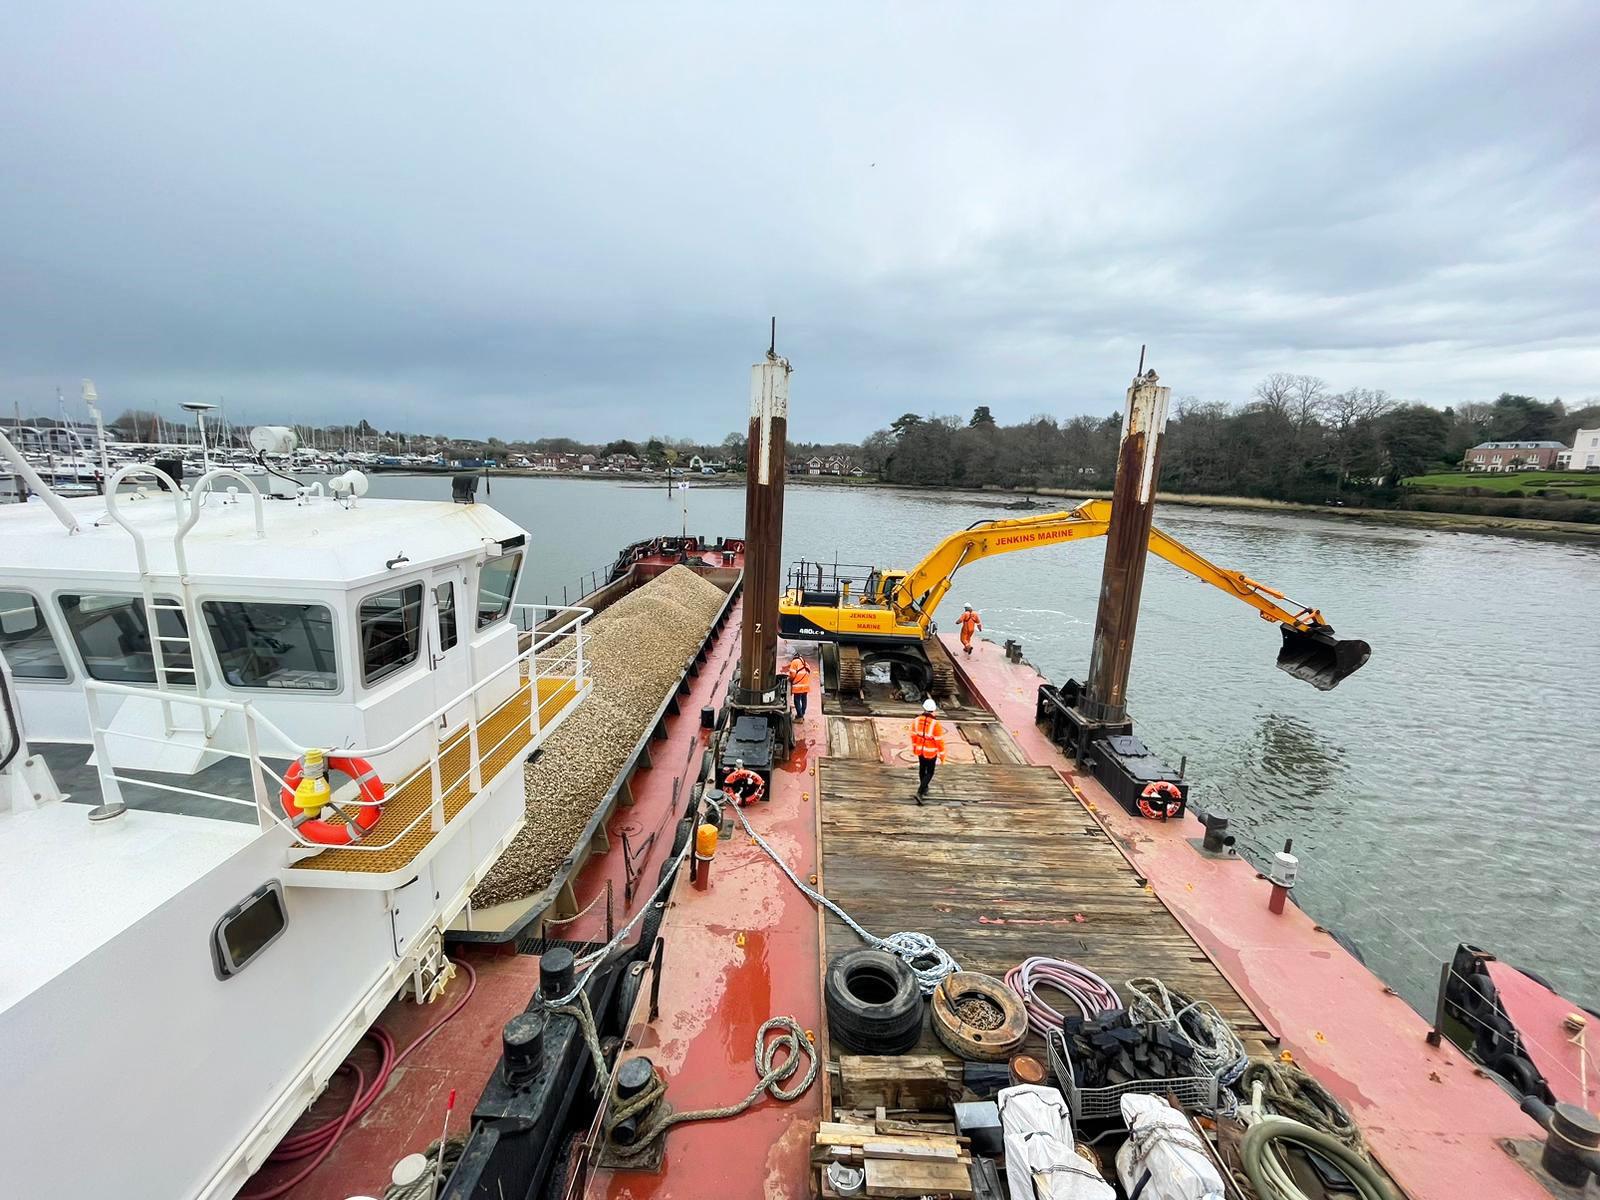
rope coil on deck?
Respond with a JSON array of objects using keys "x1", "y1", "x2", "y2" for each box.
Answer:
[
  {"x1": 603, "y1": 1016, "x2": 818, "y2": 1165},
  {"x1": 728, "y1": 802, "x2": 959, "y2": 994},
  {"x1": 1239, "y1": 1057, "x2": 1369, "y2": 1157},
  {"x1": 1125, "y1": 975, "x2": 1250, "y2": 1089}
]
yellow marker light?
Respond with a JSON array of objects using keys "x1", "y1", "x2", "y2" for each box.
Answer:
[
  {"x1": 695, "y1": 823, "x2": 719, "y2": 859},
  {"x1": 293, "y1": 749, "x2": 332, "y2": 813}
]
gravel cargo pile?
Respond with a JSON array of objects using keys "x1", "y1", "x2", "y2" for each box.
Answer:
[{"x1": 472, "y1": 565, "x2": 727, "y2": 908}]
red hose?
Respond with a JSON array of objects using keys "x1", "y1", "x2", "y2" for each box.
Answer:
[{"x1": 242, "y1": 959, "x2": 479, "y2": 1199}]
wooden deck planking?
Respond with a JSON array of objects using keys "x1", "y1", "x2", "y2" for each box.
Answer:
[
  {"x1": 828, "y1": 716, "x2": 883, "y2": 761},
  {"x1": 818, "y1": 756, "x2": 1271, "y2": 1055},
  {"x1": 956, "y1": 721, "x2": 1027, "y2": 764}
]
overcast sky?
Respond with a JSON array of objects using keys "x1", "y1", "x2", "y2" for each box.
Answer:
[{"x1": 3, "y1": 4, "x2": 1596, "y2": 442}]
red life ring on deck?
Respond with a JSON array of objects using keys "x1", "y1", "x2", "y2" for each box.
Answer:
[
  {"x1": 1138, "y1": 780, "x2": 1184, "y2": 820},
  {"x1": 280, "y1": 755, "x2": 386, "y2": 845},
  {"x1": 723, "y1": 767, "x2": 766, "y2": 807}
]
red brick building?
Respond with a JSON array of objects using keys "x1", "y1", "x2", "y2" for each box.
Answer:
[{"x1": 1463, "y1": 440, "x2": 1567, "y2": 472}]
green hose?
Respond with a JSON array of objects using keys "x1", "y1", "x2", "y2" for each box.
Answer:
[{"x1": 1242, "y1": 1117, "x2": 1395, "y2": 1200}]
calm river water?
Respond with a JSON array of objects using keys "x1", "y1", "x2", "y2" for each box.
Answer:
[{"x1": 373, "y1": 474, "x2": 1600, "y2": 1014}]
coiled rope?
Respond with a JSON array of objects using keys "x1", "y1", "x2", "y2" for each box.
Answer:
[
  {"x1": 728, "y1": 802, "x2": 959, "y2": 994},
  {"x1": 1004, "y1": 955, "x2": 1121, "y2": 1037},
  {"x1": 1242, "y1": 1117, "x2": 1393, "y2": 1200},
  {"x1": 1125, "y1": 976, "x2": 1250, "y2": 1088},
  {"x1": 603, "y1": 1016, "x2": 818, "y2": 1165},
  {"x1": 1238, "y1": 1058, "x2": 1368, "y2": 1157}
]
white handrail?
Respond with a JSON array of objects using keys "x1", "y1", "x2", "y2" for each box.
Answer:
[
  {"x1": 82, "y1": 602, "x2": 593, "y2": 857},
  {"x1": 80, "y1": 606, "x2": 590, "y2": 765},
  {"x1": 181, "y1": 468, "x2": 267, "y2": 540},
  {"x1": 0, "y1": 428, "x2": 81, "y2": 534}
]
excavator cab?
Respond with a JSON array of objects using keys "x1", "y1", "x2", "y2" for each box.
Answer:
[{"x1": 1276, "y1": 627, "x2": 1371, "y2": 691}]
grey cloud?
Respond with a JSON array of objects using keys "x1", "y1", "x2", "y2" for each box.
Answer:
[{"x1": 1, "y1": 3, "x2": 1595, "y2": 440}]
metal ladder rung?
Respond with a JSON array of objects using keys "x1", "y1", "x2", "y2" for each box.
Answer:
[{"x1": 156, "y1": 635, "x2": 192, "y2": 643}]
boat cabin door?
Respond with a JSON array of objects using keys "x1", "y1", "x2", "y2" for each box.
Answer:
[{"x1": 427, "y1": 564, "x2": 474, "y2": 730}]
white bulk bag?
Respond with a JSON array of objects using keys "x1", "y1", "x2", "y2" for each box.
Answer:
[
  {"x1": 996, "y1": 1084, "x2": 1114, "y2": 1200},
  {"x1": 1113, "y1": 1094, "x2": 1225, "y2": 1200}
]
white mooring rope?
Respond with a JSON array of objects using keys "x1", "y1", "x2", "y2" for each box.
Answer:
[{"x1": 728, "y1": 802, "x2": 959, "y2": 994}]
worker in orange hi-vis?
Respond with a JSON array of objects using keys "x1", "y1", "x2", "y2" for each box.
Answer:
[
  {"x1": 956, "y1": 604, "x2": 983, "y2": 656},
  {"x1": 784, "y1": 655, "x2": 813, "y2": 720},
  {"x1": 909, "y1": 698, "x2": 947, "y2": 805}
]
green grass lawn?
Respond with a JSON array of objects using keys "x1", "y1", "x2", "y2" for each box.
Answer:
[{"x1": 1405, "y1": 470, "x2": 1600, "y2": 498}]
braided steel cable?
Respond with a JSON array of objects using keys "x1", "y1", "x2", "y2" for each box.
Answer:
[{"x1": 1003, "y1": 955, "x2": 1121, "y2": 1037}]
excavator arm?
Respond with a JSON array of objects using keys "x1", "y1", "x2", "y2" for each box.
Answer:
[{"x1": 890, "y1": 500, "x2": 1369, "y2": 690}]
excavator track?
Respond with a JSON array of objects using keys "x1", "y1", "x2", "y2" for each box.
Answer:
[
  {"x1": 925, "y1": 638, "x2": 958, "y2": 700},
  {"x1": 837, "y1": 645, "x2": 864, "y2": 697}
]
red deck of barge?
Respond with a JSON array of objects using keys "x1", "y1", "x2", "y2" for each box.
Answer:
[
  {"x1": 581, "y1": 632, "x2": 1553, "y2": 1200},
  {"x1": 254, "y1": 562, "x2": 1555, "y2": 1200}
]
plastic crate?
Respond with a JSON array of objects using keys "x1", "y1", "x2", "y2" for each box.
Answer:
[{"x1": 1047, "y1": 1029, "x2": 1218, "y2": 1123}]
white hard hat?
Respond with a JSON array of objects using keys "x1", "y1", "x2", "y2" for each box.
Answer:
[
  {"x1": 963, "y1": 603, "x2": 972, "y2": 610},
  {"x1": 922, "y1": 698, "x2": 937, "y2": 712}
]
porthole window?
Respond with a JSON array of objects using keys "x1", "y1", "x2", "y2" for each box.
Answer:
[{"x1": 211, "y1": 882, "x2": 288, "y2": 979}]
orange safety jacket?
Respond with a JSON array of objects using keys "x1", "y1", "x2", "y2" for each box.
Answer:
[
  {"x1": 786, "y1": 662, "x2": 812, "y2": 694},
  {"x1": 957, "y1": 611, "x2": 982, "y2": 642},
  {"x1": 909, "y1": 714, "x2": 946, "y2": 762}
]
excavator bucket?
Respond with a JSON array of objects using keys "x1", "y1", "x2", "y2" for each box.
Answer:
[{"x1": 1276, "y1": 627, "x2": 1371, "y2": 691}]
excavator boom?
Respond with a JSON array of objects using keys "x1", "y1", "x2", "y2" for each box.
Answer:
[{"x1": 781, "y1": 499, "x2": 1369, "y2": 690}]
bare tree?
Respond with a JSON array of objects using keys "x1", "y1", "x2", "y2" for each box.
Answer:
[
  {"x1": 1324, "y1": 387, "x2": 1394, "y2": 491},
  {"x1": 1289, "y1": 375, "x2": 1329, "y2": 430},
  {"x1": 1251, "y1": 373, "x2": 1297, "y2": 416}
]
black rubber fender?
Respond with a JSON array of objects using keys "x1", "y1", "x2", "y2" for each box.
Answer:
[
  {"x1": 825, "y1": 949, "x2": 924, "y2": 1055},
  {"x1": 1492, "y1": 1052, "x2": 1540, "y2": 1097},
  {"x1": 636, "y1": 900, "x2": 666, "y2": 954}
]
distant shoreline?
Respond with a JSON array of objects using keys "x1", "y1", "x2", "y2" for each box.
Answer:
[{"x1": 382, "y1": 468, "x2": 1600, "y2": 541}]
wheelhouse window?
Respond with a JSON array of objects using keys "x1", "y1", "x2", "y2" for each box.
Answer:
[
  {"x1": 58, "y1": 593, "x2": 191, "y2": 684},
  {"x1": 477, "y1": 551, "x2": 522, "y2": 629},
  {"x1": 202, "y1": 601, "x2": 339, "y2": 692},
  {"x1": 0, "y1": 591, "x2": 68, "y2": 679},
  {"x1": 359, "y1": 583, "x2": 423, "y2": 685},
  {"x1": 435, "y1": 582, "x2": 458, "y2": 651}
]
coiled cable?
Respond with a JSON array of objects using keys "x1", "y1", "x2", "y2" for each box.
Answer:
[{"x1": 1004, "y1": 955, "x2": 1121, "y2": 1036}]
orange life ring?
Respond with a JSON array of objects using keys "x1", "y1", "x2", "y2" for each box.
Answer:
[
  {"x1": 723, "y1": 767, "x2": 766, "y2": 807},
  {"x1": 280, "y1": 755, "x2": 386, "y2": 845},
  {"x1": 1138, "y1": 780, "x2": 1184, "y2": 820}
]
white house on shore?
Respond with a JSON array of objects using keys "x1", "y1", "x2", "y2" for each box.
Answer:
[{"x1": 1568, "y1": 427, "x2": 1600, "y2": 471}]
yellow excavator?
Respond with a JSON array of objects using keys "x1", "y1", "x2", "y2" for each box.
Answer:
[{"x1": 778, "y1": 499, "x2": 1370, "y2": 699}]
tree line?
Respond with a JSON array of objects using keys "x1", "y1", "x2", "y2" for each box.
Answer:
[{"x1": 859, "y1": 381, "x2": 1600, "y2": 504}]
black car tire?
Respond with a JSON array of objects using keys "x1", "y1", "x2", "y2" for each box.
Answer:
[{"x1": 826, "y1": 949, "x2": 923, "y2": 1054}]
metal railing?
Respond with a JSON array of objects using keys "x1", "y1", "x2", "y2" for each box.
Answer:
[{"x1": 82, "y1": 603, "x2": 591, "y2": 865}]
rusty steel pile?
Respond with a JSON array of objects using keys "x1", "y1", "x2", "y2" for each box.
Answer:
[{"x1": 472, "y1": 565, "x2": 727, "y2": 907}]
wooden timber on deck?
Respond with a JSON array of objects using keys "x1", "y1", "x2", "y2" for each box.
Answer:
[{"x1": 818, "y1": 755, "x2": 1272, "y2": 1056}]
